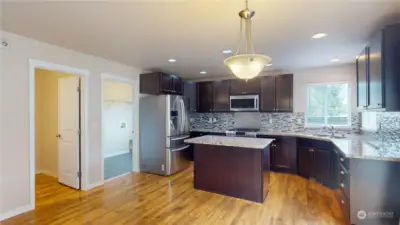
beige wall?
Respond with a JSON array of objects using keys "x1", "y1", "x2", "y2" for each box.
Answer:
[
  {"x1": 35, "y1": 69, "x2": 74, "y2": 177},
  {"x1": 0, "y1": 30, "x2": 141, "y2": 219}
]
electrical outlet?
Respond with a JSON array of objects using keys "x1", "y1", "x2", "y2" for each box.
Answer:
[
  {"x1": 213, "y1": 118, "x2": 217, "y2": 122},
  {"x1": 208, "y1": 118, "x2": 213, "y2": 123},
  {"x1": 269, "y1": 119, "x2": 273, "y2": 124},
  {"x1": 297, "y1": 119, "x2": 302, "y2": 124}
]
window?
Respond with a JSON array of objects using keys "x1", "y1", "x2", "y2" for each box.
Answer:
[{"x1": 306, "y1": 83, "x2": 350, "y2": 127}]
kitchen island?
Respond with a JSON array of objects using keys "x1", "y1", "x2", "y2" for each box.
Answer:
[{"x1": 184, "y1": 135, "x2": 274, "y2": 203}]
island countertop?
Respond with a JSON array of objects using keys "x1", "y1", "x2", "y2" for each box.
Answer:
[{"x1": 184, "y1": 135, "x2": 274, "y2": 149}]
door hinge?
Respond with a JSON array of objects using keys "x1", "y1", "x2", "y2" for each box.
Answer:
[
  {"x1": 76, "y1": 86, "x2": 81, "y2": 92},
  {"x1": 77, "y1": 171, "x2": 81, "y2": 178},
  {"x1": 77, "y1": 129, "x2": 81, "y2": 135}
]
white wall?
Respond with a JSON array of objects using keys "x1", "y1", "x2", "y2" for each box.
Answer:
[
  {"x1": 103, "y1": 81, "x2": 133, "y2": 158},
  {"x1": 0, "y1": 30, "x2": 141, "y2": 220},
  {"x1": 293, "y1": 63, "x2": 357, "y2": 113}
]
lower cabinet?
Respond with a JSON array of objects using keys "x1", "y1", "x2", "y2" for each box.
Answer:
[
  {"x1": 270, "y1": 137, "x2": 297, "y2": 173},
  {"x1": 298, "y1": 145, "x2": 333, "y2": 187}
]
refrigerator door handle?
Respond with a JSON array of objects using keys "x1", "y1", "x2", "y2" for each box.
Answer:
[
  {"x1": 180, "y1": 99, "x2": 185, "y2": 133},
  {"x1": 170, "y1": 145, "x2": 190, "y2": 152},
  {"x1": 170, "y1": 135, "x2": 190, "y2": 141}
]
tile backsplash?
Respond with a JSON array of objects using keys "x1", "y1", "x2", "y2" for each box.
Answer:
[{"x1": 189, "y1": 112, "x2": 361, "y2": 135}]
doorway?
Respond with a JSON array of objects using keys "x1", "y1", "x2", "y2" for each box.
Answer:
[
  {"x1": 34, "y1": 68, "x2": 82, "y2": 190},
  {"x1": 29, "y1": 59, "x2": 89, "y2": 210},
  {"x1": 102, "y1": 76, "x2": 135, "y2": 180}
]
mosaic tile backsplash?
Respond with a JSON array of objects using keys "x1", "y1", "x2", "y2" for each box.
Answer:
[{"x1": 189, "y1": 112, "x2": 361, "y2": 135}]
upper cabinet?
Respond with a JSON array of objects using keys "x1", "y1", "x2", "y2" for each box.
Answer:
[
  {"x1": 197, "y1": 81, "x2": 214, "y2": 112},
  {"x1": 213, "y1": 80, "x2": 230, "y2": 112},
  {"x1": 260, "y1": 74, "x2": 293, "y2": 112},
  {"x1": 140, "y1": 72, "x2": 183, "y2": 95},
  {"x1": 184, "y1": 82, "x2": 197, "y2": 112},
  {"x1": 230, "y1": 78, "x2": 260, "y2": 95},
  {"x1": 356, "y1": 23, "x2": 400, "y2": 111},
  {"x1": 356, "y1": 47, "x2": 368, "y2": 110},
  {"x1": 197, "y1": 80, "x2": 230, "y2": 112}
]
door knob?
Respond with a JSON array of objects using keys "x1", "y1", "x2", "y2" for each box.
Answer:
[{"x1": 56, "y1": 134, "x2": 61, "y2": 138}]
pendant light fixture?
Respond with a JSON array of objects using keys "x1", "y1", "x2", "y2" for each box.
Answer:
[{"x1": 224, "y1": 0, "x2": 271, "y2": 80}]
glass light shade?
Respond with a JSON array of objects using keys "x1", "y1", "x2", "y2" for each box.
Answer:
[{"x1": 224, "y1": 54, "x2": 271, "y2": 80}]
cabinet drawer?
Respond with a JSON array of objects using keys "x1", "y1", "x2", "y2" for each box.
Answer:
[{"x1": 339, "y1": 164, "x2": 350, "y2": 198}]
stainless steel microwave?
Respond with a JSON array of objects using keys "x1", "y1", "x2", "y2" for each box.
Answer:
[{"x1": 230, "y1": 95, "x2": 259, "y2": 111}]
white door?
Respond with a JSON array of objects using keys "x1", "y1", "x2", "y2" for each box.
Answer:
[{"x1": 58, "y1": 76, "x2": 80, "y2": 189}]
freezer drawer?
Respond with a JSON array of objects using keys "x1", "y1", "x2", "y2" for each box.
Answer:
[
  {"x1": 166, "y1": 145, "x2": 191, "y2": 175},
  {"x1": 166, "y1": 134, "x2": 190, "y2": 148}
]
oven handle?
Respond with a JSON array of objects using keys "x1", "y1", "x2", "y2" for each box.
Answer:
[{"x1": 170, "y1": 145, "x2": 190, "y2": 152}]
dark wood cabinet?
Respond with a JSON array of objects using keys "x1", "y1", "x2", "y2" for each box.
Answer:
[
  {"x1": 314, "y1": 148, "x2": 332, "y2": 185},
  {"x1": 260, "y1": 74, "x2": 293, "y2": 112},
  {"x1": 356, "y1": 23, "x2": 400, "y2": 111},
  {"x1": 260, "y1": 76, "x2": 275, "y2": 112},
  {"x1": 367, "y1": 31, "x2": 383, "y2": 109},
  {"x1": 270, "y1": 137, "x2": 297, "y2": 173},
  {"x1": 230, "y1": 78, "x2": 260, "y2": 95},
  {"x1": 357, "y1": 48, "x2": 368, "y2": 110},
  {"x1": 298, "y1": 146, "x2": 314, "y2": 178},
  {"x1": 140, "y1": 72, "x2": 183, "y2": 95},
  {"x1": 275, "y1": 75, "x2": 293, "y2": 112},
  {"x1": 197, "y1": 82, "x2": 214, "y2": 112},
  {"x1": 213, "y1": 80, "x2": 230, "y2": 111},
  {"x1": 184, "y1": 82, "x2": 197, "y2": 112},
  {"x1": 298, "y1": 143, "x2": 332, "y2": 187}
]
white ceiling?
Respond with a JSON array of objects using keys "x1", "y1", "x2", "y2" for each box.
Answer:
[{"x1": 2, "y1": 0, "x2": 400, "y2": 79}]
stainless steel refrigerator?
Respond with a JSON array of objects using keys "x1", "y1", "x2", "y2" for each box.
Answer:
[{"x1": 139, "y1": 95, "x2": 190, "y2": 176}]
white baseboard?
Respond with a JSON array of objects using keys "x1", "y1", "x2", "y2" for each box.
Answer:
[
  {"x1": 86, "y1": 181, "x2": 103, "y2": 190},
  {"x1": 37, "y1": 169, "x2": 58, "y2": 178},
  {"x1": 0, "y1": 204, "x2": 34, "y2": 221},
  {"x1": 104, "y1": 150, "x2": 130, "y2": 158}
]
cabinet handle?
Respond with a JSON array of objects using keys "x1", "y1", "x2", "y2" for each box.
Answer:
[
  {"x1": 340, "y1": 183, "x2": 345, "y2": 188},
  {"x1": 341, "y1": 200, "x2": 345, "y2": 205},
  {"x1": 340, "y1": 170, "x2": 345, "y2": 175},
  {"x1": 377, "y1": 103, "x2": 382, "y2": 106},
  {"x1": 340, "y1": 157, "x2": 345, "y2": 162}
]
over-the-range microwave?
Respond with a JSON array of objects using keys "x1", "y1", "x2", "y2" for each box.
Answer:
[{"x1": 230, "y1": 95, "x2": 259, "y2": 111}]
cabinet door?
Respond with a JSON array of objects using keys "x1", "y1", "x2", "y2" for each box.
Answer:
[
  {"x1": 314, "y1": 148, "x2": 332, "y2": 185},
  {"x1": 213, "y1": 80, "x2": 230, "y2": 111},
  {"x1": 161, "y1": 73, "x2": 174, "y2": 93},
  {"x1": 197, "y1": 82, "x2": 214, "y2": 112},
  {"x1": 244, "y1": 77, "x2": 261, "y2": 94},
  {"x1": 271, "y1": 137, "x2": 297, "y2": 173},
  {"x1": 230, "y1": 79, "x2": 247, "y2": 95},
  {"x1": 184, "y1": 82, "x2": 197, "y2": 112},
  {"x1": 260, "y1": 76, "x2": 276, "y2": 112},
  {"x1": 275, "y1": 74, "x2": 293, "y2": 112},
  {"x1": 174, "y1": 77, "x2": 183, "y2": 95},
  {"x1": 368, "y1": 31, "x2": 384, "y2": 109},
  {"x1": 298, "y1": 146, "x2": 313, "y2": 178},
  {"x1": 357, "y1": 48, "x2": 368, "y2": 110}
]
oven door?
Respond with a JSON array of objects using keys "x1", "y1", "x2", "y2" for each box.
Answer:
[{"x1": 230, "y1": 95, "x2": 259, "y2": 111}]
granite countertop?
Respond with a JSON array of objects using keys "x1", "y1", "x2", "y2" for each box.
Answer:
[
  {"x1": 190, "y1": 128, "x2": 400, "y2": 162},
  {"x1": 184, "y1": 135, "x2": 274, "y2": 149}
]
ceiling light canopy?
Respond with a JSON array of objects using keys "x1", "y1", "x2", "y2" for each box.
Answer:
[
  {"x1": 200, "y1": 71, "x2": 207, "y2": 74},
  {"x1": 224, "y1": 0, "x2": 271, "y2": 80},
  {"x1": 312, "y1": 33, "x2": 327, "y2": 39},
  {"x1": 168, "y1": 58, "x2": 177, "y2": 63}
]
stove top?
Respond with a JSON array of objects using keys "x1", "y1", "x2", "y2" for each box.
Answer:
[{"x1": 226, "y1": 128, "x2": 260, "y2": 137}]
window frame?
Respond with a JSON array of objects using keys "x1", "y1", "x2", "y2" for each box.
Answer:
[{"x1": 305, "y1": 82, "x2": 351, "y2": 128}]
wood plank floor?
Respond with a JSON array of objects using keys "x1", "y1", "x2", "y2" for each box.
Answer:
[{"x1": 2, "y1": 167, "x2": 346, "y2": 225}]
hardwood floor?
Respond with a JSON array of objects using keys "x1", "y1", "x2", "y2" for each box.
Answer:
[{"x1": 2, "y1": 167, "x2": 346, "y2": 225}]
